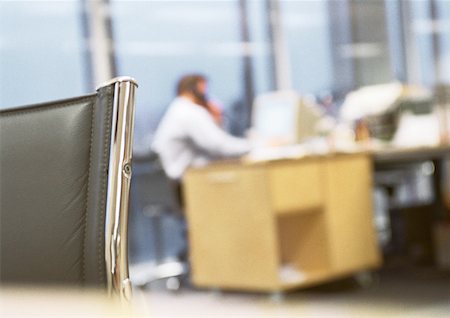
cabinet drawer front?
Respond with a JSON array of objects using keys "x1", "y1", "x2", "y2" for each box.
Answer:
[{"x1": 269, "y1": 161, "x2": 323, "y2": 214}]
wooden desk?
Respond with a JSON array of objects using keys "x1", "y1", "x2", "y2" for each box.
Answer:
[
  {"x1": 373, "y1": 144, "x2": 450, "y2": 165},
  {"x1": 183, "y1": 152, "x2": 381, "y2": 292}
]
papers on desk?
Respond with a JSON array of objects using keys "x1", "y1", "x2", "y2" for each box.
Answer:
[
  {"x1": 392, "y1": 111, "x2": 441, "y2": 148},
  {"x1": 340, "y1": 82, "x2": 403, "y2": 121},
  {"x1": 246, "y1": 144, "x2": 310, "y2": 162},
  {"x1": 245, "y1": 138, "x2": 362, "y2": 163}
]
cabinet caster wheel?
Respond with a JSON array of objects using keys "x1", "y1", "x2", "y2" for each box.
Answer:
[
  {"x1": 354, "y1": 271, "x2": 376, "y2": 289},
  {"x1": 210, "y1": 288, "x2": 223, "y2": 297},
  {"x1": 270, "y1": 291, "x2": 285, "y2": 303}
]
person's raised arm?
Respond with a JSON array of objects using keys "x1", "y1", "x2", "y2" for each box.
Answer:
[{"x1": 185, "y1": 109, "x2": 251, "y2": 158}]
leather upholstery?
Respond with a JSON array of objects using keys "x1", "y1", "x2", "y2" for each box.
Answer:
[{"x1": 0, "y1": 85, "x2": 114, "y2": 287}]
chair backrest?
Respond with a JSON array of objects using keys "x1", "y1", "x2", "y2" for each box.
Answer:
[{"x1": 0, "y1": 77, "x2": 137, "y2": 300}]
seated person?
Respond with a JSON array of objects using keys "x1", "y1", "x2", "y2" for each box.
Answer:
[{"x1": 152, "y1": 74, "x2": 251, "y2": 180}]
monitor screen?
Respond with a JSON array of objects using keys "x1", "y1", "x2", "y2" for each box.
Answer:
[
  {"x1": 251, "y1": 91, "x2": 323, "y2": 145},
  {"x1": 251, "y1": 91, "x2": 299, "y2": 144}
]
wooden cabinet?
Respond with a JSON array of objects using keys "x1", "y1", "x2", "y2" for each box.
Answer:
[
  {"x1": 183, "y1": 153, "x2": 381, "y2": 292},
  {"x1": 269, "y1": 161, "x2": 323, "y2": 215}
]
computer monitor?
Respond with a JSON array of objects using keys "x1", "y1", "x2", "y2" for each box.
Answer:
[{"x1": 251, "y1": 90, "x2": 323, "y2": 145}]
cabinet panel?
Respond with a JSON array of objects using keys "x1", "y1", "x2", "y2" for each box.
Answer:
[
  {"x1": 277, "y1": 213, "x2": 330, "y2": 286},
  {"x1": 269, "y1": 161, "x2": 323, "y2": 215},
  {"x1": 184, "y1": 166, "x2": 280, "y2": 290},
  {"x1": 324, "y1": 155, "x2": 381, "y2": 272}
]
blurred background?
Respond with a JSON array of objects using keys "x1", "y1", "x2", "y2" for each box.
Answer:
[
  {"x1": 1, "y1": 0, "x2": 449, "y2": 138},
  {"x1": 1, "y1": 0, "x2": 450, "y2": 316}
]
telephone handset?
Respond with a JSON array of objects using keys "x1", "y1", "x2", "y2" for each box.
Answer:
[{"x1": 191, "y1": 86, "x2": 208, "y2": 108}]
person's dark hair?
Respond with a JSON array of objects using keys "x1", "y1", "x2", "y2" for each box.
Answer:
[
  {"x1": 176, "y1": 74, "x2": 208, "y2": 107},
  {"x1": 176, "y1": 74, "x2": 206, "y2": 96}
]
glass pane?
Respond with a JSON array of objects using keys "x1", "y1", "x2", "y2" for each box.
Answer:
[
  {"x1": 0, "y1": 1, "x2": 87, "y2": 109},
  {"x1": 280, "y1": 0, "x2": 333, "y2": 94},
  {"x1": 436, "y1": 0, "x2": 450, "y2": 84},
  {"x1": 247, "y1": 0, "x2": 274, "y2": 94},
  {"x1": 411, "y1": 0, "x2": 435, "y2": 86},
  {"x1": 111, "y1": 0, "x2": 272, "y2": 148},
  {"x1": 391, "y1": 0, "x2": 450, "y2": 86},
  {"x1": 349, "y1": 0, "x2": 393, "y2": 86}
]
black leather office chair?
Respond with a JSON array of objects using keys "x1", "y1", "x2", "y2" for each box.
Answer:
[
  {"x1": 129, "y1": 152, "x2": 187, "y2": 290},
  {"x1": 0, "y1": 77, "x2": 137, "y2": 300}
]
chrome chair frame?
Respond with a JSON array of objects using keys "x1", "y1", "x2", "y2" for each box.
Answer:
[{"x1": 98, "y1": 77, "x2": 138, "y2": 300}]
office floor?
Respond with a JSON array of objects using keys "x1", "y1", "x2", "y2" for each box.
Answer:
[{"x1": 133, "y1": 265, "x2": 450, "y2": 318}]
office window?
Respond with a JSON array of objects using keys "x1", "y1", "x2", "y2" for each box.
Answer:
[
  {"x1": 111, "y1": 0, "x2": 273, "y2": 146},
  {"x1": 279, "y1": 0, "x2": 393, "y2": 96},
  {"x1": 0, "y1": 1, "x2": 87, "y2": 109},
  {"x1": 347, "y1": 0, "x2": 393, "y2": 87},
  {"x1": 386, "y1": 0, "x2": 450, "y2": 86},
  {"x1": 247, "y1": 0, "x2": 274, "y2": 95},
  {"x1": 279, "y1": 0, "x2": 333, "y2": 95},
  {"x1": 410, "y1": 0, "x2": 450, "y2": 85},
  {"x1": 436, "y1": 0, "x2": 450, "y2": 84},
  {"x1": 411, "y1": 0, "x2": 437, "y2": 86},
  {"x1": 327, "y1": 0, "x2": 393, "y2": 93}
]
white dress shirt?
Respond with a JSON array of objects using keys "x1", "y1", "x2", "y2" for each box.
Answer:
[{"x1": 152, "y1": 97, "x2": 251, "y2": 180}]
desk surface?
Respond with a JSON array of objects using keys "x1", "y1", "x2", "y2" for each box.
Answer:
[
  {"x1": 237, "y1": 143, "x2": 450, "y2": 167},
  {"x1": 372, "y1": 144, "x2": 450, "y2": 165}
]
